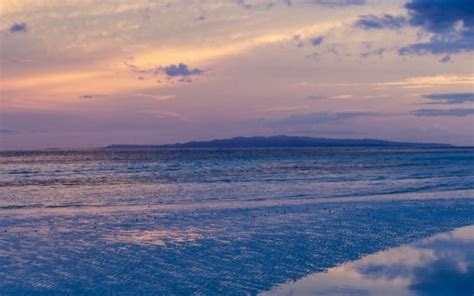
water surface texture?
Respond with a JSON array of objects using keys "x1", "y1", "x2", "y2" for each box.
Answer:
[
  {"x1": 1, "y1": 148, "x2": 473, "y2": 209},
  {"x1": 1, "y1": 148, "x2": 473, "y2": 294},
  {"x1": 263, "y1": 225, "x2": 474, "y2": 296}
]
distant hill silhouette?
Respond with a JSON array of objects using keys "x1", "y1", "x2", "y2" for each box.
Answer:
[{"x1": 104, "y1": 135, "x2": 452, "y2": 149}]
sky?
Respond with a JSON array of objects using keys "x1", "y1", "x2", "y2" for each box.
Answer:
[{"x1": 0, "y1": 0, "x2": 473, "y2": 149}]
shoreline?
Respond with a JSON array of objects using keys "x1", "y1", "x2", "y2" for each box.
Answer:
[{"x1": 3, "y1": 188, "x2": 474, "y2": 217}]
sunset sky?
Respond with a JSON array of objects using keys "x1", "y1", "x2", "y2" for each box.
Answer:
[{"x1": 1, "y1": 0, "x2": 473, "y2": 149}]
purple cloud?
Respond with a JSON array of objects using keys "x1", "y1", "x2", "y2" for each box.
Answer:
[
  {"x1": 10, "y1": 22, "x2": 27, "y2": 33},
  {"x1": 354, "y1": 14, "x2": 406, "y2": 30},
  {"x1": 163, "y1": 63, "x2": 203, "y2": 77}
]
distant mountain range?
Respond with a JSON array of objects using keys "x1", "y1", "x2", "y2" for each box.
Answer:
[{"x1": 104, "y1": 135, "x2": 453, "y2": 149}]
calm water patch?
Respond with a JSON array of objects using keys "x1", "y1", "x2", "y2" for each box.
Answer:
[{"x1": 263, "y1": 225, "x2": 474, "y2": 296}]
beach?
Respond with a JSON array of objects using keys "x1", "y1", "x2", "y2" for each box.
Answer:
[{"x1": 1, "y1": 148, "x2": 473, "y2": 294}]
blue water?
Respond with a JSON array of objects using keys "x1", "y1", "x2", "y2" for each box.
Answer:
[
  {"x1": 1, "y1": 148, "x2": 473, "y2": 209},
  {"x1": 0, "y1": 148, "x2": 473, "y2": 294},
  {"x1": 264, "y1": 225, "x2": 474, "y2": 296}
]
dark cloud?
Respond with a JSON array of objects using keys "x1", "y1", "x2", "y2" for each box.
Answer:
[
  {"x1": 439, "y1": 55, "x2": 451, "y2": 63},
  {"x1": 79, "y1": 94, "x2": 105, "y2": 99},
  {"x1": 423, "y1": 93, "x2": 474, "y2": 104},
  {"x1": 405, "y1": 0, "x2": 473, "y2": 33},
  {"x1": 399, "y1": 36, "x2": 474, "y2": 55},
  {"x1": 413, "y1": 108, "x2": 474, "y2": 117},
  {"x1": 163, "y1": 63, "x2": 203, "y2": 77},
  {"x1": 123, "y1": 61, "x2": 203, "y2": 81},
  {"x1": 354, "y1": 14, "x2": 406, "y2": 30},
  {"x1": 9, "y1": 22, "x2": 27, "y2": 33},
  {"x1": 305, "y1": 0, "x2": 366, "y2": 6},
  {"x1": 310, "y1": 36, "x2": 324, "y2": 46},
  {"x1": 272, "y1": 112, "x2": 374, "y2": 126},
  {"x1": 400, "y1": 0, "x2": 474, "y2": 55},
  {"x1": 0, "y1": 128, "x2": 16, "y2": 134}
]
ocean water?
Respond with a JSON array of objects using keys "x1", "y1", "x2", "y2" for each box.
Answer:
[
  {"x1": 1, "y1": 148, "x2": 473, "y2": 210},
  {"x1": 1, "y1": 148, "x2": 473, "y2": 294}
]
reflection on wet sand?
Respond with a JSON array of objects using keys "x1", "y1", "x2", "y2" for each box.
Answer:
[
  {"x1": 106, "y1": 228, "x2": 203, "y2": 246},
  {"x1": 263, "y1": 225, "x2": 474, "y2": 296}
]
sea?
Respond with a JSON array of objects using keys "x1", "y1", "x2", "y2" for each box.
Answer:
[{"x1": 1, "y1": 148, "x2": 473, "y2": 294}]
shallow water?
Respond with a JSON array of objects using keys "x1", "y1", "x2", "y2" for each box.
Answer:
[
  {"x1": 0, "y1": 148, "x2": 473, "y2": 294},
  {"x1": 263, "y1": 225, "x2": 474, "y2": 296}
]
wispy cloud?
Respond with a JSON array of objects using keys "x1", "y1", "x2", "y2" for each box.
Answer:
[
  {"x1": 422, "y1": 93, "x2": 474, "y2": 104},
  {"x1": 79, "y1": 94, "x2": 106, "y2": 99},
  {"x1": 377, "y1": 75, "x2": 474, "y2": 88},
  {"x1": 271, "y1": 111, "x2": 375, "y2": 126},
  {"x1": 332, "y1": 94, "x2": 353, "y2": 99},
  {"x1": 135, "y1": 93, "x2": 175, "y2": 101},
  {"x1": 361, "y1": 47, "x2": 385, "y2": 58},
  {"x1": 359, "y1": 42, "x2": 386, "y2": 58},
  {"x1": 413, "y1": 108, "x2": 474, "y2": 117},
  {"x1": 306, "y1": 0, "x2": 366, "y2": 6},
  {"x1": 123, "y1": 61, "x2": 204, "y2": 82},
  {"x1": 239, "y1": 0, "x2": 284, "y2": 10},
  {"x1": 307, "y1": 95, "x2": 327, "y2": 100},
  {"x1": 306, "y1": 94, "x2": 353, "y2": 100},
  {"x1": 259, "y1": 105, "x2": 309, "y2": 112},
  {"x1": 354, "y1": 14, "x2": 406, "y2": 30}
]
